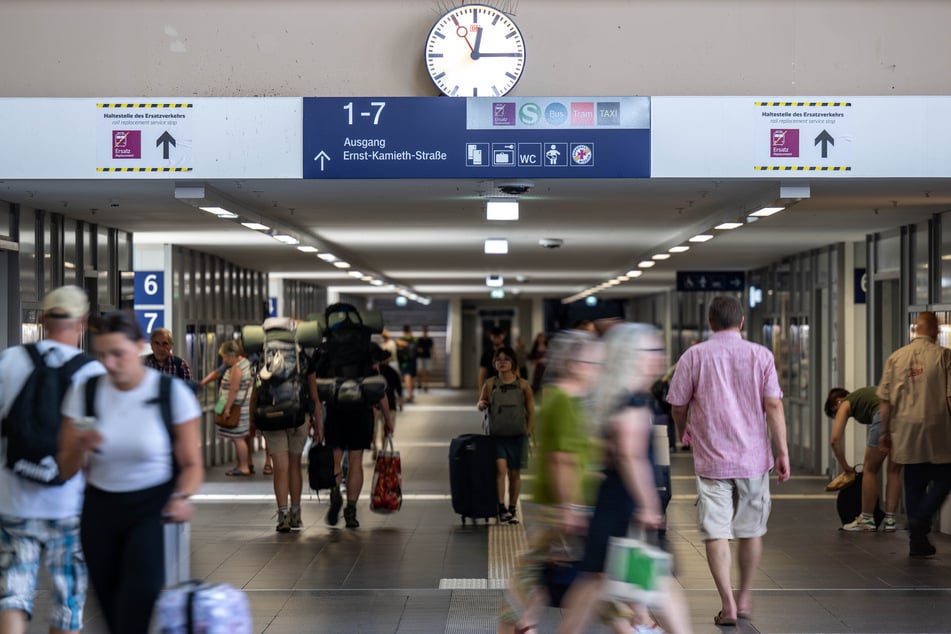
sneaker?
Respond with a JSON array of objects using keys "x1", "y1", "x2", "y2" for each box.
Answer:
[
  {"x1": 499, "y1": 505, "x2": 513, "y2": 523},
  {"x1": 344, "y1": 505, "x2": 359, "y2": 529},
  {"x1": 842, "y1": 515, "x2": 877, "y2": 532},
  {"x1": 883, "y1": 517, "x2": 898, "y2": 533},
  {"x1": 506, "y1": 506, "x2": 519, "y2": 525},
  {"x1": 289, "y1": 507, "x2": 302, "y2": 530},
  {"x1": 910, "y1": 537, "x2": 937, "y2": 557},
  {"x1": 326, "y1": 488, "x2": 343, "y2": 526},
  {"x1": 275, "y1": 511, "x2": 291, "y2": 533}
]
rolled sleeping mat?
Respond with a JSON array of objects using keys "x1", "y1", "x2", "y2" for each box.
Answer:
[
  {"x1": 240, "y1": 325, "x2": 265, "y2": 356},
  {"x1": 361, "y1": 308, "x2": 384, "y2": 334},
  {"x1": 296, "y1": 320, "x2": 323, "y2": 348}
]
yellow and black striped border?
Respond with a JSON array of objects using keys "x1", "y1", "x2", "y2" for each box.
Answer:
[
  {"x1": 755, "y1": 166, "x2": 851, "y2": 171},
  {"x1": 97, "y1": 103, "x2": 192, "y2": 109},
  {"x1": 97, "y1": 167, "x2": 193, "y2": 173},
  {"x1": 755, "y1": 101, "x2": 851, "y2": 107}
]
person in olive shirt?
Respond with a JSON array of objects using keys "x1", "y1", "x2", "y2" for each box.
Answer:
[{"x1": 825, "y1": 386, "x2": 902, "y2": 531}]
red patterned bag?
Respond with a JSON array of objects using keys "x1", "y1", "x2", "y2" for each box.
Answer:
[{"x1": 370, "y1": 436, "x2": 402, "y2": 513}]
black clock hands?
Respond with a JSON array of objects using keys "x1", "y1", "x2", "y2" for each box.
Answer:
[{"x1": 470, "y1": 26, "x2": 483, "y2": 59}]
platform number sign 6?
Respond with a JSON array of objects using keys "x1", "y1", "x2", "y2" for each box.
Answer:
[{"x1": 134, "y1": 271, "x2": 165, "y2": 334}]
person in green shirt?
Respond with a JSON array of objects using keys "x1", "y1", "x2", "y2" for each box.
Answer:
[{"x1": 825, "y1": 386, "x2": 902, "y2": 531}]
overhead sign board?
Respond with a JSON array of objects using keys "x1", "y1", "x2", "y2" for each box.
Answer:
[
  {"x1": 676, "y1": 271, "x2": 746, "y2": 293},
  {"x1": 302, "y1": 97, "x2": 650, "y2": 178}
]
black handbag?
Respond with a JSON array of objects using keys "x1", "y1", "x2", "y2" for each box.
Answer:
[{"x1": 308, "y1": 441, "x2": 335, "y2": 491}]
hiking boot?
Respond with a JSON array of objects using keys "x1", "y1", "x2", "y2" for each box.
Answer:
[
  {"x1": 842, "y1": 515, "x2": 876, "y2": 532},
  {"x1": 344, "y1": 505, "x2": 359, "y2": 529},
  {"x1": 883, "y1": 516, "x2": 898, "y2": 533},
  {"x1": 276, "y1": 511, "x2": 291, "y2": 533},
  {"x1": 289, "y1": 507, "x2": 302, "y2": 530},
  {"x1": 326, "y1": 488, "x2": 343, "y2": 526}
]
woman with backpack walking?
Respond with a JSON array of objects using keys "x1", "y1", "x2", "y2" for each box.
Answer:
[
  {"x1": 57, "y1": 311, "x2": 203, "y2": 633},
  {"x1": 477, "y1": 346, "x2": 535, "y2": 524}
]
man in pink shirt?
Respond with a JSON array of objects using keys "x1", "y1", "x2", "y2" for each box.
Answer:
[{"x1": 667, "y1": 296, "x2": 790, "y2": 627}]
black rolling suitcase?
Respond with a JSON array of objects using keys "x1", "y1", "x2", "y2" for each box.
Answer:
[{"x1": 449, "y1": 434, "x2": 498, "y2": 524}]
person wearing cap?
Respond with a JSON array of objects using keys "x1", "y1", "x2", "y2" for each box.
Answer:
[
  {"x1": 0, "y1": 285, "x2": 105, "y2": 634},
  {"x1": 144, "y1": 328, "x2": 193, "y2": 383}
]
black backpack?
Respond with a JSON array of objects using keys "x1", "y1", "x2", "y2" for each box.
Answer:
[
  {"x1": 2, "y1": 344, "x2": 95, "y2": 485},
  {"x1": 315, "y1": 303, "x2": 374, "y2": 380}
]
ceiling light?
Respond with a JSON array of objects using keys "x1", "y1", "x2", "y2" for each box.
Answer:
[
  {"x1": 347, "y1": 270, "x2": 363, "y2": 278},
  {"x1": 616, "y1": 275, "x2": 630, "y2": 282},
  {"x1": 486, "y1": 275, "x2": 504, "y2": 287},
  {"x1": 318, "y1": 253, "x2": 337, "y2": 262},
  {"x1": 333, "y1": 261, "x2": 351, "y2": 269},
  {"x1": 272, "y1": 234, "x2": 299, "y2": 245},
  {"x1": 360, "y1": 275, "x2": 373, "y2": 282},
  {"x1": 638, "y1": 260, "x2": 656, "y2": 268},
  {"x1": 669, "y1": 245, "x2": 690, "y2": 253},
  {"x1": 370, "y1": 279, "x2": 384, "y2": 286},
  {"x1": 486, "y1": 198, "x2": 519, "y2": 221},
  {"x1": 395, "y1": 296, "x2": 408, "y2": 307},
  {"x1": 749, "y1": 206, "x2": 784, "y2": 217},
  {"x1": 241, "y1": 222, "x2": 270, "y2": 231},
  {"x1": 651, "y1": 253, "x2": 671, "y2": 261},
  {"x1": 484, "y1": 238, "x2": 509, "y2": 254},
  {"x1": 199, "y1": 206, "x2": 238, "y2": 219},
  {"x1": 626, "y1": 270, "x2": 644, "y2": 278},
  {"x1": 297, "y1": 245, "x2": 318, "y2": 253},
  {"x1": 715, "y1": 222, "x2": 743, "y2": 230},
  {"x1": 689, "y1": 234, "x2": 714, "y2": 243}
]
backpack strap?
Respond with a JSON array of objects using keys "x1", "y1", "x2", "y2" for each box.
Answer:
[
  {"x1": 23, "y1": 343, "x2": 42, "y2": 368},
  {"x1": 84, "y1": 375, "x2": 100, "y2": 418},
  {"x1": 146, "y1": 374, "x2": 178, "y2": 479}
]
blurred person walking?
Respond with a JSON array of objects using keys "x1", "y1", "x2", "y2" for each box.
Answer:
[
  {"x1": 667, "y1": 296, "x2": 789, "y2": 626},
  {"x1": 214, "y1": 341, "x2": 254, "y2": 477},
  {"x1": 58, "y1": 311, "x2": 203, "y2": 633},
  {"x1": 558, "y1": 323, "x2": 692, "y2": 634}
]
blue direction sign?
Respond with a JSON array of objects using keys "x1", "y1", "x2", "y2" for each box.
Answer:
[
  {"x1": 676, "y1": 271, "x2": 746, "y2": 293},
  {"x1": 303, "y1": 97, "x2": 650, "y2": 179}
]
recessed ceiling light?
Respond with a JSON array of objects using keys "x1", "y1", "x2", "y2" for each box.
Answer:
[
  {"x1": 626, "y1": 270, "x2": 644, "y2": 278},
  {"x1": 272, "y1": 234, "x2": 299, "y2": 245},
  {"x1": 689, "y1": 234, "x2": 714, "y2": 243},
  {"x1": 638, "y1": 260, "x2": 656, "y2": 268},
  {"x1": 669, "y1": 245, "x2": 690, "y2": 253},
  {"x1": 241, "y1": 222, "x2": 270, "y2": 231},
  {"x1": 370, "y1": 279, "x2": 384, "y2": 286},
  {"x1": 199, "y1": 206, "x2": 238, "y2": 218},
  {"x1": 347, "y1": 270, "x2": 363, "y2": 278},
  {"x1": 715, "y1": 222, "x2": 743, "y2": 230},
  {"x1": 486, "y1": 199, "x2": 519, "y2": 221},
  {"x1": 333, "y1": 261, "x2": 351, "y2": 269},
  {"x1": 652, "y1": 253, "x2": 671, "y2": 260},
  {"x1": 318, "y1": 253, "x2": 337, "y2": 262},
  {"x1": 484, "y1": 238, "x2": 509, "y2": 254},
  {"x1": 297, "y1": 245, "x2": 318, "y2": 253},
  {"x1": 750, "y1": 206, "x2": 784, "y2": 217}
]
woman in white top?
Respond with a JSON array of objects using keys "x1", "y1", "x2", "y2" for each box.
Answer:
[{"x1": 58, "y1": 311, "x2": 203, "y2": 634}]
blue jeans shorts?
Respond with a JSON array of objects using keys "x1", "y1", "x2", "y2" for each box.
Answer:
[
  {"x1": 0, "y1": 515, "x2": 87, "y2": 629},
  {"x1": 866, "y1": 411, "x2": 882, "y2": 449},
  {"x1": 494, "y1": 435, "x2": 527, "y2": 470}
]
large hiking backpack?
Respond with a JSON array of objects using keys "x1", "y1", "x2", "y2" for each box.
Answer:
[
  {"x1": 2, "y1": 344, "x2": 95, "y2": 485},
  {"x1": 486, "y1": 377, "x2": 528, "y2": 437},
  {"x1": 314, "y1": 303, "x2": 386, "y2": 408},
  {"x1": 248, "y1": 318, "x2": 307, "y2": 431}
]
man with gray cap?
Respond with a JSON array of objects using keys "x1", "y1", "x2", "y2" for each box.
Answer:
[{"x1": 0, "y1": 285, "x2": 104, "y2": 634}]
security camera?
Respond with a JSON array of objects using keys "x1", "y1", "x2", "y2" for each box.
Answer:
[
  {"x1": 539, "y1": 238, "x2": 564, "y2": 249},
  {"x1": 497, "y1": 180, "x2": 534, "y2": 196}
]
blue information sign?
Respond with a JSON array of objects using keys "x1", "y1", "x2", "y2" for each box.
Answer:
[
  {"x1": 134, "y1": 309, "x2": 164, "y2": 335},
  {"x1": 134, "y1": 271, "x2": 164, "y2": 306},
  {"x1": 676, "y1": 271, "x2": 746, "y2": 293},
  {"x1": 303, "y1": 97, "x2": 650, "y2": 179}
]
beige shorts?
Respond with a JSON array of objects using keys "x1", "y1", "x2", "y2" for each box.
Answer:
[
  {"x1": 696, "y1": 473, "x2": 771, "y2": 540},
  {"x1": 262, "y1": 423, "x2": 309, "y2": 456}
]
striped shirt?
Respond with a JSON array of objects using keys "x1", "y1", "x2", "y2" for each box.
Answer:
[
  {"x1": 143, "y1": 354, "x2": 191, "y2": 381},
  {"x1": 666, "y1": 330, "x2": 783, "y2": 479}
]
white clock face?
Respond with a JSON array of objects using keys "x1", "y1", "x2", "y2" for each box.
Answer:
[{"x1": 425, "y1": 4, "x2": 526, "y2": 97}]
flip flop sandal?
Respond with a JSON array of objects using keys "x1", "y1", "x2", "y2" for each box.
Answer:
[
  {"x1": 225, "y1": 469, "x2": 250, "y2": 477},
  {"x1": 263, "y1": 464, "x2": 274, "y2": 475},
  {"x1": 714, "y1": 611, "x2": 737, "y2": 627}
]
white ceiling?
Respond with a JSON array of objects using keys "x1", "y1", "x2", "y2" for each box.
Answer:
[{"x1": 1, "y1": 176, "x2": 947, "y2": 299}]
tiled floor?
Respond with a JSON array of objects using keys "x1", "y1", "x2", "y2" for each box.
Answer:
[{"x1": 27, "y1": 389, "x2": 951, "y2": 632}]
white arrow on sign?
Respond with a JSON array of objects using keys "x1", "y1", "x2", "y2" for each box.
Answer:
[{"x1": 314, "y1": 151, "x2": 331, "y2": 171}]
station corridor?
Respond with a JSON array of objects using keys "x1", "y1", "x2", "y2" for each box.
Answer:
[{"x1": 31, "y1": 389, "x2": 951, "y2": 634}]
